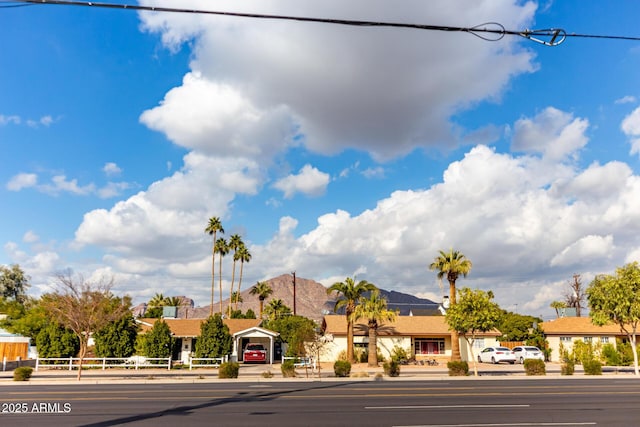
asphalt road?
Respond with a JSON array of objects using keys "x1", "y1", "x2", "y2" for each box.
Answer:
[{"x1": 2, "y1": 378, "x2": 640, "y2": 427}]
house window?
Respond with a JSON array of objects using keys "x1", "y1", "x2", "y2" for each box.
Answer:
[
  {"x1": 600, "y1": 337, "x2": 609, "y2": 344},
  {"x1": 415, "y1": 338, "x2": 445, "y2": 355},
  {"x1": 584, "y1": 337, "x2": 593, "y2": 343},
  {"x1": 473, "y1": 338, "x2": 485, "y2": 349},
  {"x1": 560, "y1": 337, "x2": 572, "y2": 343}
]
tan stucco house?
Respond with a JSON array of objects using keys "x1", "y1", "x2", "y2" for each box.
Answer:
[
  {"x1": 321, "y1": 315, "x2": 501, "y2": 363},
  {"x1": 137, "y1": 318, "x2": 279, "y2": 364},
  {"x1": 540, "y1": 317, "x2": 626, "y2": 362}
]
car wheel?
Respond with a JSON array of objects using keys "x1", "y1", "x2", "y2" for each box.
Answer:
[
  {"x1": 491, "y1": 357, "x2": 496, "y2": 364},
  {"x1": 477, "y1": 356, "x2": 482, "y2": 363},
  {"x1": 509, "y1": 361, "x2": 515, "y2": 364},
  {"x1": 520, "y1": 357, "x2": 524, "y2": 364}
]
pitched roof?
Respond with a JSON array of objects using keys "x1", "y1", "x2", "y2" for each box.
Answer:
[
  {"x1": 540, "y1": 317, "x2": 623, "y2": 335},
  {"x1": 137, "y1": 318, "x2": 262, "y2": 337},
  {"x1": 322, "y1": 315, "x2": 500, "y2": 337}
]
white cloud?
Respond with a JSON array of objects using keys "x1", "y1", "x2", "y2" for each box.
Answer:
[
  {"x1": 0, "y1": 114, "x2": 20, "y2": 126},
  {"x1": 621, "y1": 106, "x2": 640, "y2": 155},
  {"x1": 511, "y1": 107, "x2": 589, "y2": 161},
  {"x1": 7, "y1": 173, "x2": 38, "y2": 191},
  {"x1": 138, "y1": 1, "x2": 537, "y2": 161},
  {"x1": 362, "y1": 167, "x2": 385, "y2": 179},
  {"x1": 273, "y1": 164, "x2": 330, "y2": 199},
  {"x1": 103, "y1": 162, "x2": 122, "y2": 176},
  {"x1": 40, "y1": 175, "x2": 96, "y2": 196},
  {"x1": 550, "y1": 235, "x2": 614, "y2": 267},
  {"x1": 615, "y1": 95, "x2": 637, "y2": 104},
  {"x1": 97, "y1": 182, "x2": 132, "y2": 199},
  {"x1": 22, "y1": 231, "x2": 39, "y2": 243}
]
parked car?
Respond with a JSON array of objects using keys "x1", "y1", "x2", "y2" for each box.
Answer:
[
  {"x1": 512, "y1": 346, "x2": 545, "y2": 363},
  {"x1": 243, "y1": 343, "x2": 267, "y2": 363},
  {"x1": 477, "y1": 346, "x2": 516, "y2": 364}
]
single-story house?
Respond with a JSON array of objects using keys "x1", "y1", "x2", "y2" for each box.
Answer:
[
  {"x1": 136, "y1": 318, "x2": 279, "y2": 364},
  {"x1": 0, "y1": 327, "x2": 31, "y2": 362},
  {"x1": 540, "y1": 317, "x2": 626, "y2": 362},
  {"x1": 321, "y1": 315, "x2": 501, "y2": 363}
]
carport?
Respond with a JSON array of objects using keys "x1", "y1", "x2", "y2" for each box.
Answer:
[{"x1": 233, "y1": 327, "x2": 279, "y2": 364}]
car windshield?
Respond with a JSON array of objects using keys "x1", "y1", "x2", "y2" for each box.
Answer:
[
  {"x1": 246, "y1": 344, "x2": 265, "y2": 351},
  {"x1": 524, "y1": 347, "x2": 539, "y2": 351},
  {"x1": 496, "y1": 347, "x2": 511, "y2": 351}
]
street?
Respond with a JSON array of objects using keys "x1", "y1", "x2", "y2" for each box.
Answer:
[{"x1": 2, "y1": 378, "x2": 640, "y2": 426}]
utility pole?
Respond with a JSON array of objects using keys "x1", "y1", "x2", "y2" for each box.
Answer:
[{"x1": 292, "y1": 271, "x2": 297, "y2": 316}]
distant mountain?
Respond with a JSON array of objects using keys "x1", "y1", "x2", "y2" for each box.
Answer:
[{"x1": 147, "y1": 274, "x2": 438, "y2": 322}]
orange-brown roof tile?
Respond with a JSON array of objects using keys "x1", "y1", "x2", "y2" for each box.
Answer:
[
  {"x1": 137, "y1": 318, "x2": 262, "y2": 337},
  {"x1": 540, "y1": 317, "x2": 623, "y2": 335}
]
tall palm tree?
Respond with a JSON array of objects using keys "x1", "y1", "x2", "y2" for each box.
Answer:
[
  {"x1": 214, "y1": 237, "x2": 229, "y2": 315},
  {"x1": 264, "y1": 298, "x2": 292, "y2": 322},
  {"x1": 249, "y1": 281, "x2": 273, "y2": 319},
  {"x1": 327, "y1": 277, "x2": 378, "y2": 363},
  {"x1": 235, "y1": 245, "x2": 252, "y2": 310},
  {"x1": 205, "y1": 217, "x2": 224, "y2": 316},
  {"x1": 148, "y1": 293, "x2": 166, "y2": 308},
  {"x1": 164, "y1": 296, "x2": 183, "y2": 307},
  {"x1": 227, "y1": 234, "x2": 244, "y2": 316},
  {"x1": 429, "y1": 248, "x2": 472, "y2": 361},
  {"x1": 353, "y1": 290, "x2": 397, "y2": 367}
]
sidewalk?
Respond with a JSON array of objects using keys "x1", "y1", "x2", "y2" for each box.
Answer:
[{"x1": 1, "y1": 362, "x2": 637, "y2": 385}]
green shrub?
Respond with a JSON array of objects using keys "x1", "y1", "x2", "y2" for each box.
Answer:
[
  {"x1": 383, "y1": 360, "x2": 400, "y2": 377},
  {"x1": 218, "y1": 362, "x2": 239, "y2": 379},
  {"x1": 561, "y1": 361, "x2": 575, "y2": 375},
  {"x1": 281, "y1": 360, "x2": 296, "y2": 378},
  {"x1": 523, "y1": 359, "x2": 546, "y2": 376},
  {"x1": 390, "y1": 346, "x2": 409, "y2": 363},
  {"x1": 333, "y1": 360, "x2": 351, "y2": 377},
  {"x1": 13, "y1": 366, "x2": 33, "y2": 381},
  {"x1": 601, "y1": 343, "x2": 621, "y2": 366},
  {"x1": 583, "y1": 359, "x2": 602, "y2": 375},
  {"x1": 447, "y1": 361, "x2": 469, "y2": 376}
]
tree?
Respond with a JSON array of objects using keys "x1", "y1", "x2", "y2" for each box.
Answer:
[
  {"x1": 142, "y1": 319, "x2": 173, "y2": 360},
  {"x1": 265, "y1": 315, "x2": 316, "y2": 358},
  {"x1": 227, "y1": 234, "x2": 244, "y2": 316},
  {"x1": 40, "y1": 272, "x2": 131, "y2": 380},
  {"x1": 496, "y1": 311, "x2": 542, "y2": 342},
  {"x1": 214, "y1": 237, "x2": 229, "y2": 315},
  {"x1": 249, "y1": 281, "x2": 273, "y2": 319},
  {"x1": 93, "y1": 314, "x2": 139, "y2": 358},
  {"x1": 326, "y1": 277, "x2": 378, "y2": 363},
  {"x1": 550, "y1": 300, "x2": 567, "y2": 319},
  {"x1": 36, "y1": 323, "x2": 79, "y2": 360},
  {"x1": 564, "y1": 274, "x2": 586, "y2": 317},
  {"x1": 146, "y1": 293, "x2": 167, "y2": 318},
  {"x1": 194, "y1": 314, "x2": 232, "y2": 362},
  {"x1": 264, "y1": 298, "x2": 292, "y2": 322},
  {"x1": 235, "y1": 245, "x2": 252, "y2": 310},
  {"x1": 429, "y1": 248, "x2": 473, "y2": 361},
  {"x1": 0, "y1": 264, "x2": 30, "y2": 303},
  {"x1": 352, "y1": 290, "x2": 397, "y2": 367},
  {"x1": 446, "y1": 287, "x2": 501, "y2": 376},
  {"x1": 587, "y1": 262, "x2": 640, "y2": 376},
  {"x1": 205, "y1": 217, "x2": 224, "y2": 316}
]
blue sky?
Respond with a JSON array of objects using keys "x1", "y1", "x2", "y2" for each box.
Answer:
[{"x1": 2, "y1": 0, "x2": 640, "y2": 319}]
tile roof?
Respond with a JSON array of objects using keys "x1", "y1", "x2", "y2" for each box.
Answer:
[
  {"x1": 322, "y1": 315, "x2": 500, "y2": 337},
  {"x1": 540, "y1": 317, "x2": 624, "y2": 335},
  {"x1": 137, "y1": 318, "x2": 262, "y2": 337}
]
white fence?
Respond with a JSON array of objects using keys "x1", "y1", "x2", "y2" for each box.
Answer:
[
  {"x1": 188, "y1": 356, "x2": 228, "y2": 370},
  {"x1": 35, "y1": 357, "x2": 172, "y2": 371}
]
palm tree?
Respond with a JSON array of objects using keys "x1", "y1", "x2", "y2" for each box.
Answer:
[
  {"x1": 148, "y1": 293, "x2": 166, "y2": 308},
  {"x1": 230, "y1": 291, "x2": 243, "y2": 305},
  {"x1": 264, "y1": 298, "x2": 292, "y2": 322},
  {"x1": 550, "y1": 300, "x2": 567, "y2": 318},
  {"x1": 214, "y1": 237, "x2": 229, "y2": 315},
  {"x1": 249, "y1": 281, "x2": 273, "y2": 319},
  {"x1": 327, "y1": 277, "x2": 378, "y2": 363},
  {"x1": 235, "y1": 245, "x2": 252, "y2": 310},
  {"x1": 205, "y1": 217, "x2": 224, "y2": 316},
  {"x1": 429, "y1": 248, "x2": 473, "y2": 361},
  {"x1": 353, "y1": 290, "x2": 397, "y2": 367},
  {"x1": 164, "y1": 296, "x2": 183, "y2": 307},
  {"x1": 227, "y1": 234, "x2": 244, "y2": 316}
]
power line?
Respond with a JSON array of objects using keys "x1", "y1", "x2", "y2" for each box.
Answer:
[{"x1": 5, "y1": 0, "x2": 640, "y2": 47}]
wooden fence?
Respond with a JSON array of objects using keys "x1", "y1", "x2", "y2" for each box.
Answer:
[{"x1": 0, "y1": 342, "x2": 28, "y2": 361}]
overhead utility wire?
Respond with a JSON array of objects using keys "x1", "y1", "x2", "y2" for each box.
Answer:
[{"x1": 6, "y1": 0, "x2": 640, "y2": 47}]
